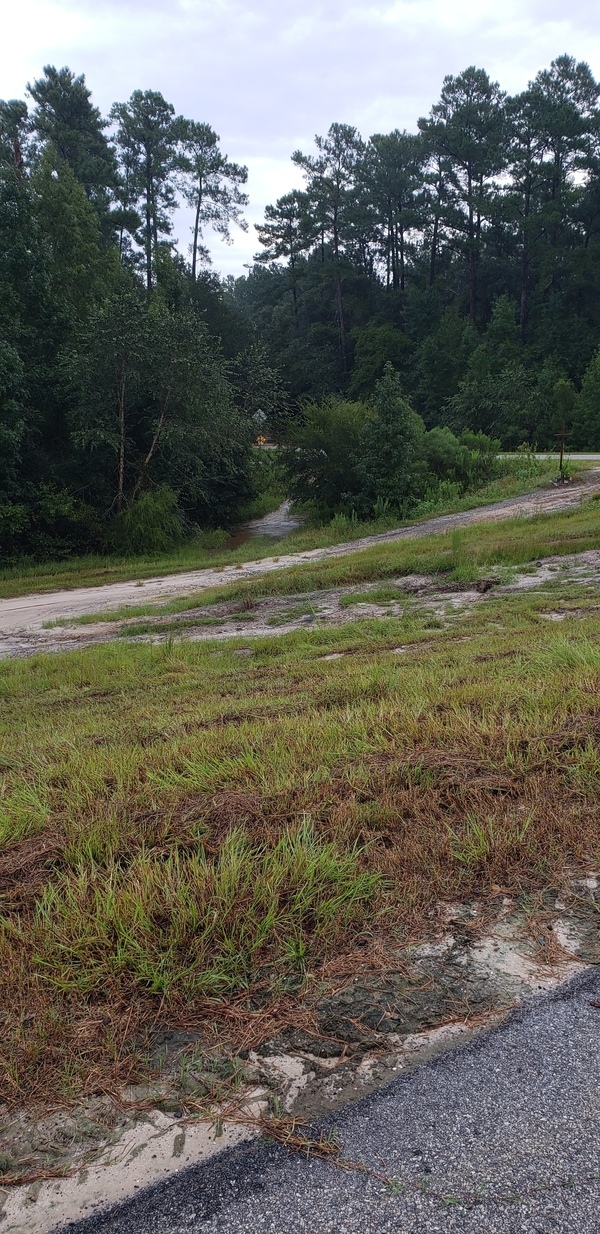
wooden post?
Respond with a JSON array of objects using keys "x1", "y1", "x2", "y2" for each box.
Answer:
[{"x1": 555, "y1": 420, "x2": 571, "y2": 482}]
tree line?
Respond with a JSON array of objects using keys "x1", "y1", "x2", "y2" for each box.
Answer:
[
  {"x1": 0, "y1": 66, "x2": 283, "y2": 560},
  {"x1": 240, "y1": 56, "x2": 600, "y2": 453},
  {"x1": 3, "y1": 57, "x2": 600, "y2": 562}
]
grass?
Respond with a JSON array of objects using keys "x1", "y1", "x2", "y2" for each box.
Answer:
[
  {"x1": 339, "y1": 585, "x2": 408, "y2": 608},
  {"x1": 0, "y1": 458, "x2": 573, "y2": 599},
  {"x1": 2, "y1": 574, "x2": 600, "y2": 1108},
  {"x1": 60, "y1": 495, "x2": 600, "y2": 628}
]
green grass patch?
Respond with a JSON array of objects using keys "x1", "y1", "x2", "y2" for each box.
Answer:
[
  {"x1": 2, "y1": 580, "x2": 600, "y2": 1106},
  {"x1": 339, "y1": 585, "x2": 407, "y2": 608}
]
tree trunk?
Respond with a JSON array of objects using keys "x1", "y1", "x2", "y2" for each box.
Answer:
[
  {"x1": 145, "y1": 151, "x2": 153, "y2": 292},
  {"x1": 519, "y1": 178, "x2": 532, "y2": 342},
  {"x1": 520, "y1": 249, "x2": 529, "y2": 342},
  {"x1": 335, "y1": 277, "x2": 347, "y2": 372},
  {"x1": 116, "y1": 369, "x2": 126, "y2": 513},
  {"x1": 145, "y1": 203, "x2": 152, "y2": 292},
  {"x1": 191, "y1": 182, "x2": 203, "y2": 282},
  {"x1": 13, "y1": 137, "x2": 23, "y2": 181},
  {"x1": 429, "y1": 213, "x2": 439, "y2": 286},
  {"x1": 133, "y1": 399, "x2": 168, "y2": 499},
  {"x1": 391, "y1": 220, "x2": 399, "y2": 292},
  {"x1": 467, "y1": 171, "x2": 477, "y2": 321}
]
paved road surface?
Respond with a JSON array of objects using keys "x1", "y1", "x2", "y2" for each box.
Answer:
[{"x1": 59, "y1": 969, "x2": 600, "y2": 1234}]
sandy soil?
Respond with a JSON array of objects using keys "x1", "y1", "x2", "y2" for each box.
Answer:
[
  {"x1": 1, "y1": 473, "x2": 599, "y2": 646},
  {"x1": 4, "y1": 547, "x2": 600, "y2": 661},
  {"x1": 2, "y1": 885, "x2": 598, "y2": 1233}
]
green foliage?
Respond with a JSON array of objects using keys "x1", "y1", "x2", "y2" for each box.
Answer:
[
  {"x1": 0, "y1": 488, "x2": 102, "y2": 562},
  {"x1": 28, "y1": 65, "x2": 118, "y2": 223},
  {"x1": 285, "y1": 396, "x2": 371, "y2": 516},
  {"x1": 3, "y1": 50, "x2": 600, "y2": 569},
  {"x1": 348, "y1": 324, "x2": 413, "y2": 399},
  {"x1": 238, "y1": 447, "x2": 287, "y2": 520},
  {"x1": 232, "y1": 340, "x2": 290, "y2": 440},
  {"x1": 108, "y1": 486, "x2": 186, "y2": 555},
  {"x1": 573, "y1": 347, "x2": 600, "y2": 448},
  {"x1": 416, "y1": 308, "x2": 478, "y2": 421},
  {"x1": 448, "y1": 359, "x2": 563, "y2": 447},
  {"x1": 178, "y1": 120, "x2": 248, "y2": 280},
  {"x1": 423, "y1": 426, "x2": 499, "y2": 489},
  {"x1": 357, "y1": 364, "x2": 426, "y2": 514},
  {"x1": 33, "y1": 148, "x2": 113, "y2": 315},
  {"x1": 286, "y1": 367, "x2": 504, "y2": 521},
  {"x1": 67, "y1": 287, "x2": 252, "y2": 527}
]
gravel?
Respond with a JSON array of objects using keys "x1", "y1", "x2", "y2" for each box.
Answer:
[{"x1": 58, "y1": 967, "x2": 600, "y2": 1234}]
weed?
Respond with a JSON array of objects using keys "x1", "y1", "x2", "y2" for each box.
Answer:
[
  {"x1": 339, "y1": 586, "x2": 405, "y2": 608},
  {"x1": 448, "y1": 810, "x2": 535, "y2": 868}
]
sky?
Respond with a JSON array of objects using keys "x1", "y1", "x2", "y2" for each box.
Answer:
[{"x1": 2, "y1": 0, "x2": 600, "y2": 276}]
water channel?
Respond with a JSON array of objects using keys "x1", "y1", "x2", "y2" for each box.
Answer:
[{"x1": 225, "y1": 499, "x2": 303, "y2": 550}]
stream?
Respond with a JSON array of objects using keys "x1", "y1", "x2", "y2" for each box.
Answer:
[{"x1": 225, "y1": 500, "x2": 303, "y2": 550}]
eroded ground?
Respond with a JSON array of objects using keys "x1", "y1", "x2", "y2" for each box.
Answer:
[
  {"x1": 6, "y1": 546, "x2": 600, "y2": 659},
  {"x1": 1, "y1": 470, "x2": 599, "y2": 654},
  {"x1": 2, "y1": 483, "x2": 600, "y2": 1231},
  {"x1": 2, "y1": 880, "x2": 598, "y2": 1233},
  {"x1": 4, "y1": 878, "x2": 600, "y2": 1234}
]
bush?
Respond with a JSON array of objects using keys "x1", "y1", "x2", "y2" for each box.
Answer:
[
  {"x1": 423, "y1": 426, "x2": 500, "y2": 491},
  {"x1": 0, "y1": 488, "x2": 103, "y2": 564},
  {"x1": 285, "y1": 397, "x2": 371, "y2": 517},
  {"x1": 108, "y1": 486, "x2": 187, "y2": 555}
]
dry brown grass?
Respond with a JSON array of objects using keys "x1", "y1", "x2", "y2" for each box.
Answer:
[{"x1": 1, "y1": 589, "x2": 600, "y2": 1113}]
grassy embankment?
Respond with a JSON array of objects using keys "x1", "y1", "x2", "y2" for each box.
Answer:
[
  {"x1": 0, "y1": 459, "x2": 568, "y2": 599},
  {"x1": 53, "y1": 492, "x2": 600, "y2": 629},
  {"x1": 2, "y1": 500, "x2": 600, "y2": 1110}
]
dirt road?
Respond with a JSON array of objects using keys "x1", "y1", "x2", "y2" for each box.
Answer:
[{"x1": 1, "y1": 474, "x2": 598, "y2": 643}]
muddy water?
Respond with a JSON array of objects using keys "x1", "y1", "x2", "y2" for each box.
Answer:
[{"x1": 225, "y1": 500, "x2": 302, "y2": 550}]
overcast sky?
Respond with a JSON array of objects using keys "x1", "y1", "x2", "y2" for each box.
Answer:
[{"x1": 2, "y1": 0, "x2": 600, "y2": 275}]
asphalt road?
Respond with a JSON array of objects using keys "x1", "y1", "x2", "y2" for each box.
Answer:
[{"x1": 59, "y1": 969, "x2": 600, "y2": 1234}]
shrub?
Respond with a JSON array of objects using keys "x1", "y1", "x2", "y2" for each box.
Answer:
[
  {"x1": 284, "y1": 397, "x2": 371, "y2": 517},
  {"x1": 108, "y1": 486, "x2": 187, "y2": 555},
  {"x1": 356, "y1": 364, "x2": 427, "y2": 515}
]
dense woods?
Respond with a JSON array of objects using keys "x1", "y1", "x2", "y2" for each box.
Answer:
[{"x1": 3, "y1": 56, "x2": 600, "y2": 560}]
